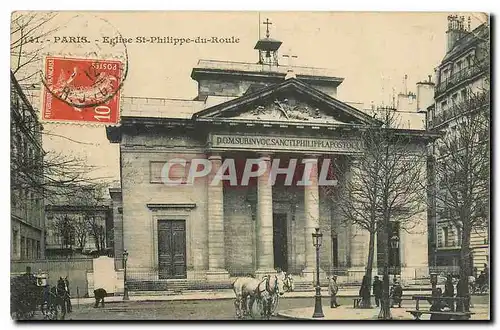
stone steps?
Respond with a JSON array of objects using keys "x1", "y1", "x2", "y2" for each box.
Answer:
[{"x1": 128, "y1": 279, "x2": 233, "y2": 292}]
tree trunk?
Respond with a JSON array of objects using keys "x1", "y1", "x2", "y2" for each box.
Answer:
[
  {"x1": 363, "y1": 230, "x2": 376, "y2": 308},
  {"x1": 378, "y1": 223, "x2": 392, "y2": 319},
  {"x1": 458, "y1": 224, "x2": 472, "y2": 312}
]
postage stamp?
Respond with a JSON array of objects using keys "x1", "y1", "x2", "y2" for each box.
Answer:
[{"x1": 42, "y1": 56, "x2": 122, "y2": 124}]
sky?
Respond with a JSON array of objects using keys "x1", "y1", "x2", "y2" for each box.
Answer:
[{"x1": 12, "y1": 11, "x2": 488, "y2": 184}]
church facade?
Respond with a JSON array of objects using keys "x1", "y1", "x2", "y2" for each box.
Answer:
[{"x1": 107, "y1": 38, "x2": 434, "y2": 285}]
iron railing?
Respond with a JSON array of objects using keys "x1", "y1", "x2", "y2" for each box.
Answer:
[
  {"x1": 429, "y1": 91, "x2": 489, "y2": 128},
  {"x1": 435, "y1": 64, "x2": 484, "y2": 96}
]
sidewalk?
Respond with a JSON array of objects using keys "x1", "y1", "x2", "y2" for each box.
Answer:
[
  {"x1": 277, "y1": 304, "x2": 490, "y2": 320},
  {"x1": 71, "y1": 288, "x2": 433, "y2": 306}
]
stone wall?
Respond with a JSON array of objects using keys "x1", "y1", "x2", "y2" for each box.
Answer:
[
  {"x1": 120, "y1": 131, "x2": 208, "y2": 275},
  {"x1": 223, "y1": 186, "x2": 254, "y2": 275}
]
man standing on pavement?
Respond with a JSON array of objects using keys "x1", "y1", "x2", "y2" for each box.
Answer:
[
  {"x1": 443, "y1": 274, "x2": 455, "y2": 311},
  {"x1": 483, "y1": 263, "x2": 489, "y2": 286},
  {"x1": 372, "y1": 276, "x2": 383, "y2": 307},
  {"x1": 456, "y1": 275, "x2": 470, "y2": 313},
  {"x1": 328, "y1": 275, "x2": 340, "y2": 308}
]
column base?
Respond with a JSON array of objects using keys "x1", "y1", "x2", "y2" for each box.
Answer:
[
  {"x1": 302, "y1": 267, "x2": 327, "y2": 283},
  {"x1": 254, "y1": 268, "x2": 277, "y2": 279},
  {"x1": 206, "y1": 269, "x2": 230, "y2": 281}
]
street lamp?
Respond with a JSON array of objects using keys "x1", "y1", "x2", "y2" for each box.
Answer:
[
  {"x1": 123, "y1": 249, "x2": 130, "y2": 301},
  {"x1": 312, "y1": 227, "x2": 324, "y2": 318},
  {"x1": 390, "y1": 235, "x2": 400, "y2": 275}
]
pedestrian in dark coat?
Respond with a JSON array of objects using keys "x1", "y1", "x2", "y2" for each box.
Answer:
[
  {"x1": 430, "y1": 288, "x2": 452, "y2": 320},
  {"x1": 94, "y1": 288, "x2": 107, "y2": 308},
  {"x1": 372, "y1": 276, "x2": 383, "y2": 307},
  {"x1": 483, "y1": 263, "x2": 489, "y2": 285},
  {"x1": 391, "y1": 280, "x2": 403, "y2": 308},
  {"x1": 443, "y1": 274, "x2": 455, "y2": 311},
  {"x1": 358, "y1": 276, "x2": 371, "y2": 308}
]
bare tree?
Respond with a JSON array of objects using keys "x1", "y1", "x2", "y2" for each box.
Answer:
[
  {"x1": 429, "y1": 21, "x2": 490, "y2": 305},
  {"x1": 11, "y1": 12, "x2": 58, "y2": 84},
  {"x1": 433, "y1": 89, "x2": 489, "y2": 287},
  {"x1": 73, "y1": 215, "x2": 88, "y2": 251},
  {"x1": 47, "y1": 182, "x2": 111, "y2": 255},
  {"x1": 324, "y1": 108, "x2": 428, "y2": 318},
  {"x1": 10, "y1": 137, "x2": 103, "y2": 205},
  {"x1": 73, "y1": 183, "x2": 110, "y2": 253},
  {"x1": 51, "y1": 215, "x2": 74, "y2": 250}
]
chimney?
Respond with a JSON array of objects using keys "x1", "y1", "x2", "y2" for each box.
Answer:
[
  {"x1": 446, "y1": 15, "x2": 469, "y2": 53},
  {"x1": 397, "y1": 92, "x2": 417, "y2": 112},
  {"x1": 416, "y1": 76, "x2": 436, "y2": 113}
]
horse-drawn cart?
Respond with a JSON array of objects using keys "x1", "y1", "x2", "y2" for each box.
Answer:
[{"x1": 10, "y1": 272, "x2": 67, "y2": 320}]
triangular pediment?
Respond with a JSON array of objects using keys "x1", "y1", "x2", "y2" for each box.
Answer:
[{"x1": 192, "y1": 78, "x2": 381, "y2": 126}]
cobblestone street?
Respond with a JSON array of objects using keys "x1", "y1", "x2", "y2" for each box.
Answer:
[{"x1": 31, "y1": 295, "x2": 488, "y2": 321}]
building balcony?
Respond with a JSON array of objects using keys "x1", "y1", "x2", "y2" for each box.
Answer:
[
  {"x1": 437, "y1": 242, "x2": 461, "y2": 250},
  {"x1": 428, "y1": 91, "x2": 489, "y2": 129},
  {"x1": 435, "y1": 64, "x2": 484, "y2": 97}
]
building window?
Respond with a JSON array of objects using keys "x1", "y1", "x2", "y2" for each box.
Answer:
[
  {"x1": 456, "y1": 226, "x2": 462, "y2": 246},
  {"x1": 456, "y1": 60, "x2": 462, "y2": 72},
  {"x1": 452, "y1": 93, "x2": 458, "y2": 104},
  {"x1": 443, "y1": 227, "x2": 449, "y2": 247},
  {"x1": 461, "y1": 89, "x2": 467, "y2": 101},
  {"x1": 20, "y1": 236, "x2": 26, "y2": 259},
  {"x1": 442, "y1": 68, "x2": 449, "y2": 82},
  {"x1": 28, "y1": 239, "x2": 33, "y2": 259},
  {"x1": 12, "y1": 230, "x2": 18, "y2": 254},
  {"x1": 466, "y1": 54, "x2": 472, "y2": 67},
  {"x1": 441, "y1": 100, "x2": 448, "y2": 111},
  {"x1": 36, "y1": 240, "x2": 41, "y2": 259}
]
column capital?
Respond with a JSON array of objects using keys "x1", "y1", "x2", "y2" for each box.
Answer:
[
  {"x1": 208, "y1": 153, "x2": 222, "y2": 162},
  {"x1": 302, "y1": 157, "x2": 319, "y2": 164},
  {"x1": 257, "y1": 153, "x2": 272, "y2": 162}
]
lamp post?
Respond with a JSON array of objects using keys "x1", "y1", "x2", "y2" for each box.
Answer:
[
  {"x1": 390, "y1": 235, "x2": 400, "y2": 275},
  {"x1": 123, "y1": 249, "x2": 129, "y2": 301},
  {"x1": 312, "y1": 227, "x2": 324, "y2": 318}
]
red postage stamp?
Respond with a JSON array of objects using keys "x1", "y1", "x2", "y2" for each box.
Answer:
[{"x1": 42, "y1": 56, "x2": 123, "y2": 124}]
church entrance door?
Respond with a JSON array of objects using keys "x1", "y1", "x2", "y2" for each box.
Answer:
[
  {"x1": 273, "y1": 213, "x2": 288, "y2": 272},
  {"x1": 158, "y1": 220, "x2": 187, "y2": 279}
]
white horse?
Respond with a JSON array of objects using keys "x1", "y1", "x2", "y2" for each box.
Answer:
[
  {"x1": 233, "y1": 276, "x2": 257, "y2": 319},
  {"x1": 270, "y1": 272, "x2": 294, "y2": 315},
  {"x1": 233, "y1": 273, "x2": 286, "y2": 319}
]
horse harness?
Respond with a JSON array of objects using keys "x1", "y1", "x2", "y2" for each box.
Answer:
[
  {"x1": 283, "y1": 275, "x2": 293, "y2": 292},
  {"x1": 255, "y1": 275, "x2": 278, "y2": 299}
]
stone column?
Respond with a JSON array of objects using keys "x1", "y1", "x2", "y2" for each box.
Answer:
[
  {"x1": 255, "y1": 154, "x2": 275, "y2": 276},
  {"x1": 345, "y1": 158, "x2": 370, "y2": 277},
  {"x1": 206, "y1": 154, "x2": 229, "y2": 280},
  {"x1": 302, "y1": 156, "x2": 321, "y2": 280}
]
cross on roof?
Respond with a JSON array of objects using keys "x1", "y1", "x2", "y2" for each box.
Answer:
[{"x1": 263, "y1": 18, "x2": 272, "y2": 38}]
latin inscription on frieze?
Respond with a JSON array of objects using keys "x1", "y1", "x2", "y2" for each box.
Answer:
[{"x1": 211, "y1": 134, "x2": 363, "y2": 153}]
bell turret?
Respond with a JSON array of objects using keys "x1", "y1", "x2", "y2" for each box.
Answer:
[{"x1": 254, "y1": 18, "x2": 282, "y2": 66}]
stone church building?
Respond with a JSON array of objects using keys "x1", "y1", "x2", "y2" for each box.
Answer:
[{"x1": 107, "y1": 30, "x2": 434, "y2": 286}]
